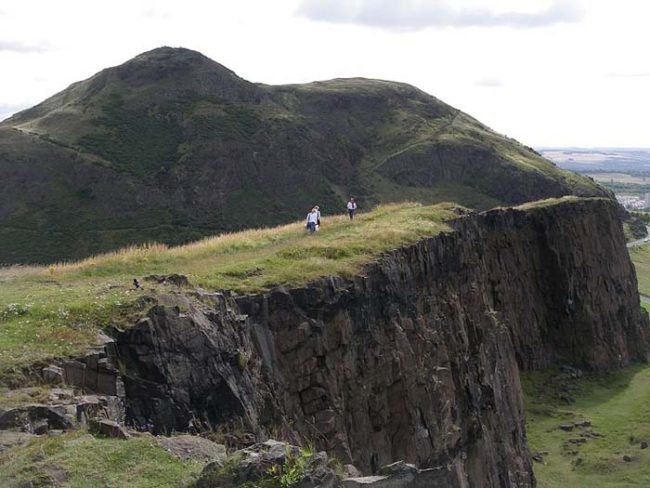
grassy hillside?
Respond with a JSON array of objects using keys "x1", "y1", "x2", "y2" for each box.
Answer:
[
  {"x1": 0, "y1": 430, "x2": 202, "y2": 487},
  {"x1": 0, "y1": 202, "x2": 456, "y2": 375},
  {"x1": 0, "y1": 47, "x2": 610, "y2": 264},
  {"x1": 630, "y1": 246, "x2": 650, "y2": 296},
  {"x1": 524, "y1": 365, "x2": 650, "y2": 487}
]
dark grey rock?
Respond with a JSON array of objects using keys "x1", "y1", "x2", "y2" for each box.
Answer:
[
  {"x1": 573, "y1": 420, "x2": 591, "y2": 428},
  {"x1": 42, "y1": 365, "x2": 64, "y2": 384},
  {"x1": 75, "y1": 395, "x2": 124, "y2": 425},
  {"x1": 48, "y1": 388, "x2": 75, "y2": 402},
  {"x1": 144, "y1": 274, "x2": 189, "y2": 287},
  {"x1": 0, "y1": 405, "x2": 74, "y2": 433},
  {"x1": 340, "y1": 476, "x2": 393, "y2": 487},
  {"x1": 157, "y1": 435, "x2": 227, "y2": 463},
  {"x1": 89, "y1": 419, "x2": 130, "y2": 439}
]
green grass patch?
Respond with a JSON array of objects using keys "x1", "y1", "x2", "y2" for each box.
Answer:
[
  {"x1": 0, "y1": 202, "x2": 457, "y2": 374},
  {"x1": 524, "y1": 364, "x2": 650, "y2": 487},
  {"x1": 0, "y1": 430, "x2": 202, "y2": 487},
  {"x1": 630, "y1": 246, "x2": 650, "y2": 296}
]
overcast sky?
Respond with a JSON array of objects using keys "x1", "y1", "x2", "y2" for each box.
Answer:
[{"x1": 0, "y1": 0, "x2": 648, "y2": 147}]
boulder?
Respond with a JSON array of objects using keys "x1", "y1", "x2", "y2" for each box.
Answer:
[
  {"x1": 158, "y1": 435, "x2": 227, "y2": 463},
  {"x1": 89, "y1": 419, "x2": 130, "y2": 439},
  {"x1": 345, "y1": 465, "x2": 362, "y2": 477},
  {"x1": 144, "y1": 274, "x2": 190, "y2": 287},
  {"x1": 296, "y1": 451, "x2": 337, "y2": 488},
  {"x1": 341, "y1": 465, "x2": 451, "y2": 488},
  {"x1": 0, "y1": 405, "x2": 74, "y2": 433},
  {"x1": 196, "y1": 440, "x2": 331, "y2": 488},
  {"x1": 379, "y1": 461, "x2": 417, "y2": 477},
  {"x1": 75, "y1": 395, "x2": 124, "y2": 425},
  {"x1": 340, "y1": 476, "x2": 394, "y2": 487},
  {"x1": 48, "y1": 388, "x2": 75, "y2": 402},
  {"x1": 42, "y1": 365, "x2": 65, "y2": 384}
]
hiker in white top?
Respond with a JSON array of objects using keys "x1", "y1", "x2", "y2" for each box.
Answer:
[
  {"x1": 347, "y1": 197, "x2": 357, "y2": 220},
  {"x1": 306, "y1": 208, "x2": 319, "y2": 233},
  {"x1": 314, "y1": 206, "x2": 321, "y2": 227}
]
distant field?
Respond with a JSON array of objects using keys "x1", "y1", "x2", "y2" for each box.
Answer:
[
  {"x1": 525, "y1": 364, "x2": 650, "y2": 487},
  {"x1": 540, "y1": 148, "x2": 650, "y2": 173},
  {"x1": 588, "y1": 173, "x2": 650, "y2": 184}
]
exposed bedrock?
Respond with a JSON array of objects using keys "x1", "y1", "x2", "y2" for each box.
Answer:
[{"x1": 111, "y1": 198, "x2": 649, "y2": 487}]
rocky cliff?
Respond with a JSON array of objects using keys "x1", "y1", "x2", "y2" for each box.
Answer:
[{"x1": 74, "y1": 197, "x2": 641, "y2": 487}]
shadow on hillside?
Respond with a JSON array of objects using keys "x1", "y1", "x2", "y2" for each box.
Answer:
[{"x1": 522, "y1": 362, "x2": 650, "y2": 415}]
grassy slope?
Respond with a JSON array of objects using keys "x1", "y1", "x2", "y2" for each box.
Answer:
[
  {"x1": 0, "y1": 431, "x2": 202, "y2": 487},
  {"x1": 0, "y1": 202, "x2": 456, "y2": 374},
  {"x1": 524, "y1": 365, "x2": 650, "y2": 488},
  {"x1": 630, "y1": 246, "x2": 650, "y2": 295}
]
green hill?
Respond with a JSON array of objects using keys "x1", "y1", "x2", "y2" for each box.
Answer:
[{"x1": 0, "y1": 47, "x2": 610, "y2": 264}]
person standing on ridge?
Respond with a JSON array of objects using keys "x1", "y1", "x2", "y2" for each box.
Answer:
[
  {"x1": 347, "y1": 197, "x2": 357, "y2": 220},
  {"x1": 306, "y1": 207, "x2": 319, "y2": 233},
  {"x1": 315, "y1": 206, "x2": 321, "y2": 227}
]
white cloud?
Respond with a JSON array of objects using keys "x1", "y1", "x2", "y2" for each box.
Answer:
[
  {"x1": 0, "y1": 0, "x2": 648, "y2": 147},
  {"x1": 297, "y1": 0, "x2": 584, "y2": 30},
  {"x1": 606, "y1": 72, "x2": 650, "y2": 78},
  {"x1": 0, "y1": 103, "x2": 28, "y2": 122},
  {"x1": 0, "y1": 40, "x2": 48, "y2": 53},
  {"x1": 474, "y1": 77, "x2": 504, "y2": 88}
]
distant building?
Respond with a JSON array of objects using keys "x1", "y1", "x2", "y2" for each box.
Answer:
[{"x1": 617, "y1": 195, "x2": 646, "y2": 211}]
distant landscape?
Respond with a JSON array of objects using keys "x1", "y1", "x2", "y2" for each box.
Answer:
[
  {"x1": 541, "y1": 148, "x2": 650, "y2": 199},
  {"x1": 540, "y1": 148, "x2": 650, "y2": 173}
]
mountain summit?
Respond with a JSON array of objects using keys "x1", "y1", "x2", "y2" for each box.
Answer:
[{"x1": 0, "y1": 47, "x2": 609, "y2": 264}]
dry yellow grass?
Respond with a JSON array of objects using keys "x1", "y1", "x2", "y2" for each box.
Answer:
[{"x1": 0, "y1": 202, "x2": 458, "y2": 371}]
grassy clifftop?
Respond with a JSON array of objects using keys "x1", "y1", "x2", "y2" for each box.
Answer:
[
  {"x1": 0, "y1": 202, "x2": 457, "y2": 374},
  {"x1": 0, "y1": 196, "x2": 609, "y2": 377}
]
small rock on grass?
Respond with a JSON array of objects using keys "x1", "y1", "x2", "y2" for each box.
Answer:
[
  {"x1": 157, "y1": 435, "x2": 227, "y2": 463},
  {"x1": 89, "y1": 419, "x2": 130, "y2": 439}
]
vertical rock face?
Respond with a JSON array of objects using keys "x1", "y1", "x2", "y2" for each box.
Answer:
[{"x1": 113, "y1": 198, "x2": 648, "y2": 487}]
